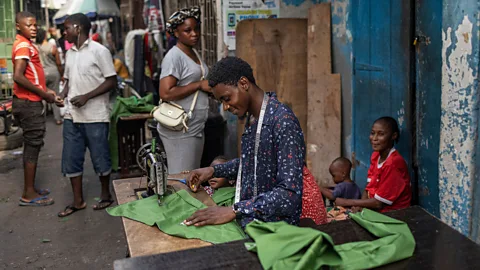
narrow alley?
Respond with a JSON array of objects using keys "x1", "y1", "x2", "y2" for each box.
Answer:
[{"x1": 0, "y1": 116, "x2": 126, "y2": 270}]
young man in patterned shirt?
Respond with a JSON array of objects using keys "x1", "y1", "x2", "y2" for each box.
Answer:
[{"x1": 185, "y1": 57, "x2": 306, "y2": 228}]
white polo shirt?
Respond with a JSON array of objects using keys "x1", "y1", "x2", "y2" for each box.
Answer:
[{"x1": 64, "y1": 39, "x2": 116, "y2": 123}]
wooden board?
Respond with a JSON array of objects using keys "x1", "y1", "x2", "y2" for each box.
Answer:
[
  {"x1": 112, "y1": 175, "x2": 214, "y2": 257},
  {"x1": 306, "y1": 4, "x2": 342, "y2": 186},
  {"x1": 235, "y1": 18, "x2": 308, "y2": 152},
  {"x1": 307, "y1": 75, "x2": 341, "y2": 186}
]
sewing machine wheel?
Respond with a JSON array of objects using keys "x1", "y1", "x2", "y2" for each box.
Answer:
[{"x1": 136, "y1": 142, "x2": 167, "y2": 171}]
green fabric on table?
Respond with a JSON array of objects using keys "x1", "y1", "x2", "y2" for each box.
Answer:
[
  {"x1": 109, "y1": 94, "x2": 155, "y2": 171},
  {"x1": 107, "y1": 189, "x2": 246, "y2": 244},
  {"x1": 245, "y1": 220, "x2": 343, "y2": 270},
  {"x1": 211, "y1": 187, "x2": 236, "y2": 206},
  {"x1": 245, "y1": 209, "x2": 415, "y2": 270},
  {"x1": 334, "y1": 209, "x2": 416, "y2": 270}
]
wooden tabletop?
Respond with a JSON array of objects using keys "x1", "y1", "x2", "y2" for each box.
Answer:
[
  {"x1": 112, "y1": 175, "x2": 214, "y2": 257},
  {"x1": 119, "y1": 113, "x2": 152, "y2": 121}
]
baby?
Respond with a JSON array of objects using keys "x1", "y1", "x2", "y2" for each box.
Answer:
[
  {"x1": 203, "y1": 156, "x2": 235, "y2": 196},
  {"x1": 320, "y1": 157, "x2": 361, "y2": 202}
]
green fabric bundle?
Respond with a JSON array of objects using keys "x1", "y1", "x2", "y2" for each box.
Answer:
[
  {"x1": 245, "y1": 209, "x2": 415, "y2": 270},
  {"x1": 211, "y1": 187, "x2": 236, "y2": 206},
  {"x1": 109, "y1": 94, "x2": 155, "y2": 171},
  {"x1": 107, "y1": 189, "x2": 246, "y2": 244}
]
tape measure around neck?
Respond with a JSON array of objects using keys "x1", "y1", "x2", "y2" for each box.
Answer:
[{"x1": 234, "y1": 93, "x2": 269, "y2": 204}]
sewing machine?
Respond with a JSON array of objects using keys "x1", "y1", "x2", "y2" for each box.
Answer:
[{"x1": 136, "y1": 120, "x2": 170, "y2": 204}]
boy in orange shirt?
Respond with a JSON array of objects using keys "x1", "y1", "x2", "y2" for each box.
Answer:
[{"x1": 12, "y1": 11, "x2": 62, "y2": 206}]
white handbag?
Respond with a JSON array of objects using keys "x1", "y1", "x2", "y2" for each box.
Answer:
[{"x1": 152, "y1": 49, "x2": 205, "y2": 132}]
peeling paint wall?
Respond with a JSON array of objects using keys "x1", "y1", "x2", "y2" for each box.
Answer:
[
  {"x1": 440, "y1": 11, "x2": 479, "y2": 235},
  {"x1": 280, "y1": 0, "x2": 320, "y2": 18}
]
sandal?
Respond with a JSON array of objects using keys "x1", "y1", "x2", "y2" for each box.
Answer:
[
  {"x1": 58, "y1": 203, "x2": 87, "y2": 217},
  {"x1": 19, "y1": 196, "x2": 54, "y2": 207},
  {"x1": 36, "y1": 188, "x2": 51, "y2": 196},
  {"x1": 92, "y1": 199, "x2": 114, "y2": 210}
]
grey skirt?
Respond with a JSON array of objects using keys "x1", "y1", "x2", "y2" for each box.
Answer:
[{"x1": 159, "y1": 134, "x2": 205, "y2": 174}]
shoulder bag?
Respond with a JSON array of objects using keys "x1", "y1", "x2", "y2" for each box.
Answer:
[{"x1": 152, "y1": 49, "x2": 205, "y2": 132}]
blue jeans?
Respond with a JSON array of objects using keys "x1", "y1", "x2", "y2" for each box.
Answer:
[{"x1": 62, "y1": 119, "x2": 111, "y2": 177}]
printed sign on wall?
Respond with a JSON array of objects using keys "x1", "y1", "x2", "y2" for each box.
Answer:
[{"x1": 223, "y1": 0, "x2": 280, "y2": 50}]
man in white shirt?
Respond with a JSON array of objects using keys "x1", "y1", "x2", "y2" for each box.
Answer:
[{"x1": 57, "y1": 13, "x2": 117, "y2": 217}]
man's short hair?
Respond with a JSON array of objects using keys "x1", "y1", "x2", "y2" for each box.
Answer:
[
  {"x1": 207, "y1": 57, "x2": 256, "y2": 88},
  {"x1": 65, "y1": 13, "x2": 91, "y2": 35},
  {"x1": 16, "y1": 11, "x2": 35, "y2": 23}
]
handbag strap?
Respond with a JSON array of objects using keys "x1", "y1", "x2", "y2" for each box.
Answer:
[{"x1": 186, "y1": 49, "x2": 204, "y2": 115}]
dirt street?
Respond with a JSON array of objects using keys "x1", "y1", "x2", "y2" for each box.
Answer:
[{"x1": 0, "y1": 117, "x2": 127, "y2": 270}]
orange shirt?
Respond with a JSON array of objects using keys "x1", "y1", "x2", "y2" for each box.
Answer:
[{"x1": 12, "y1": 34, "x2": 46, "y2": 101}]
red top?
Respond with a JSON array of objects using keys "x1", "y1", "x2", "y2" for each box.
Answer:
[
  {"x1": 12, "y1": 34, "x2": 46, "y2": 102},
  {"x1": 365, "y1": 149, "x2": 411, "y2": 212},
  {"x1": 91, "y1": 33, "x2": 100, "y2": 42},
  {"x1": 301, "y1": 166, "x2": 328, "y2": 225}
]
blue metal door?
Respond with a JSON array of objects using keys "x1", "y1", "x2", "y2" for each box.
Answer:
[
  {"x1": 414, "y1": 0, "x2": 442, "y2": 216},
  {"x1": 351, "y1": 0, "x2": 413, "y2": 189}
]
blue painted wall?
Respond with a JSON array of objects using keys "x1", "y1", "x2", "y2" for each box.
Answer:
[{"x1": 438, "y1": 0, "x2": 479, "y2": 236}]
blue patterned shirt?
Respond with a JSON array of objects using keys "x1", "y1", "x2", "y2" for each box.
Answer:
[{"x1": 213, "y1": 92, "x2": 305, "y2": 228}]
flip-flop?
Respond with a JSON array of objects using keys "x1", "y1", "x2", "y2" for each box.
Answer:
[
  {"x1": 92, "y1": 199, "x2": 114, "y2": 210},
  {"x1": 58, "y1": 204, "x2": 86, "y2": 217},
  {"x1": 37, "y1": 188, "x2": 51, "y2": 196},
  {"x1": 19, "y1": 196, "x2": 54, "y2": 206}
]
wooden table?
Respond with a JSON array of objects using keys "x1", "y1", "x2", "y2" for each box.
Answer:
[
  {"x1": 114, "y1": 206, "x2": 480, "y2": 270},
  {"x1": 112, "y1": 176, "x2": 214, "y2": 257}
]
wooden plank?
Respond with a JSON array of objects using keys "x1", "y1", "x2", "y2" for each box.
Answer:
[
  {"x1": 307, "y1": 4, "x2": 332, "y2": 77},
  {"x1": 307, "y1": 75, "x2": 341, "y2": 186},
  {"x1": 235, "y1": 19, "x2": 308, "y2": 150},
  {"x1": 306, "y1": 3, "x2": 342, "y2": 186},
  {"x1": 112, "y1": 176, "x2": 213, "y2": 257}
]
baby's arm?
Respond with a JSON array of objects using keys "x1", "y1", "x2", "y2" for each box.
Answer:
[{"x1": 320, "y1": 187, "x2": 335, "y2": 201}]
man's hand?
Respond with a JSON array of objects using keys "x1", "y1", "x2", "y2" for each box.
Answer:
[
  {"x1": 185, "y1": 206, "x2": 236, "y2": 227},
  {"x1": 187, "y1": 167, "x2": 214, "y2": 192},
  {"x1": 54, "y1": 96, "x2": 64, "y2": 107},
  {"x1": 70, "y1": 94, "x2": 90, "y2": 108},
  {"x1": 43, "y1": 89, "x2": 56, "y2": 103}
]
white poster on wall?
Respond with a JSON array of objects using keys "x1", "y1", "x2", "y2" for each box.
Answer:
[{"x1": 223, "y1": 0, "x2": 280, "y2": 50}]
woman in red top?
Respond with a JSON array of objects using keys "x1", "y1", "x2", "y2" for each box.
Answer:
[{"x1": 335, "y1": 117, "x2": 411, "y2": 212}]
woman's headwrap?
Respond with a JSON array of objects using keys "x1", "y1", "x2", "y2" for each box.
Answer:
[{"x1": 166, "y1": 7, "x2": 201, "y2": 36}]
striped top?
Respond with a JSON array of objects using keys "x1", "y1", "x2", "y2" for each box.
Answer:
[{"x1": 12, "y1": 34, "x2": 46, "y2": 102}]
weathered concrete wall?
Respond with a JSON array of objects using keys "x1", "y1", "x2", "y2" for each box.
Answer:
[{"x1": 440, "y1": 1, "x2": 479, "y2": 236}]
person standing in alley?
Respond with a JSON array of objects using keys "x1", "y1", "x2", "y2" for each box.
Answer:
[
  {"x1": 36, "y1": 28, "x2": 64, "y2": 125},
  {"x1": 57, "y1": 13, "x2": 117, "y2": 217},
  {"x1": 12, "y1": 11, "x2": 59, "y2": 206},
  {"x1": 158, "y1": 7, "x2": 211, "y2": 174}
]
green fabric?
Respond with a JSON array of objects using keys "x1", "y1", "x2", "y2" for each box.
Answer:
[
  {"x1": 108, "y1": 94, "x2": 155, "y2": 170},
  {"x1": 211, "y1": 187, "x2": 236, "y2": 206},
  {"x1": 107, "y1": 189, "x2": 247, "y2": 244},
  {"x1": 245, "y1": 209, "x2": 415, "y2": 270},
  {"x1": 245, "y1": 220, "x2": 343, "y2": 270}
]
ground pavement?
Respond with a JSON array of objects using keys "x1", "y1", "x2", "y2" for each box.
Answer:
[{"x1": 0, "y1": 116, "x2": 127, "y2": 270}]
